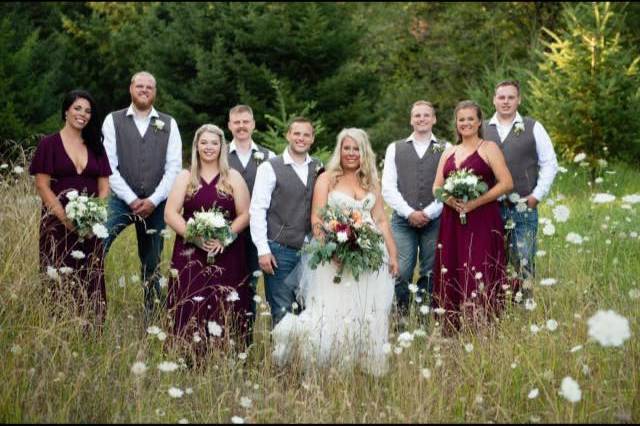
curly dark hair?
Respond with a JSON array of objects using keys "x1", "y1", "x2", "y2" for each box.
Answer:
[{"x1": 61, "y1": 89, "x2": 105, "y2": 156}]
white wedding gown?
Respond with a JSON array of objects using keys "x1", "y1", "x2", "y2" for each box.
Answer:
[{"x1": 271, "y1": 191, "x2": 395, "y2": 376}]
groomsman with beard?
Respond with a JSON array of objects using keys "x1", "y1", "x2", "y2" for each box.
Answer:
[
  {"x1": 382, "y1": 100, "x2": 449, "y2": 322},
  {"x1": 249, "y1": 117, "x2": 322, "y2": 326},
  {"x1": 226, "y1": 104, "x2": 275, "y2": 342},
  {"x1": 102, "y1": 71, "x2": 183, "y2": 324},
  {"x1": 483, "y1": 80, "x2": 558, "y2": 301}
]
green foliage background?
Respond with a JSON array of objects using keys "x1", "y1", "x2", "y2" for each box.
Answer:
[{"x1": 1, "y1": 2, "x2": 639, "y2": 168}]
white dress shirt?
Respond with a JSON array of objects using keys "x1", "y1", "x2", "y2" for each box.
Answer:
[
  {"x1": 381, "y1": 133, "x2": 450, "y2": 220},
  {"x1": 488, "y1": 112, "x2": 558, "y2": 201},
  {"x1": 102, "y1": 105, "x2": 183, "y2": 206},
  {"x1": 250, "y1": 148, "x2": 313, "y2": 256},
  {"x1": 229, "y1": 140, "x2": 276, "y2": 168}
]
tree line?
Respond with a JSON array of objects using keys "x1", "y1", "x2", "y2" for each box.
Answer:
[{"x1": 1, "y1": 2, "x2": 639, "y2": 171}]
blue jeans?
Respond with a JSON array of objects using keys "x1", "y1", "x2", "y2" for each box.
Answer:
[
  {"x1": 391, "y1": 212, "x2": 440, "y2": 314},
  {"x1": 104, "y1": 195, "x2": 166, "y2": 322},
  {"x1": 263, "y1": 241, "x2": 301, "y2": 327},
  {"x1": 500, "y1": 204, "x2": 538, "y2": 288}
]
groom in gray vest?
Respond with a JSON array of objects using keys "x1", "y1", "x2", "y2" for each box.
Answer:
[
  {"x1": 102, "y1": 71, "x2": 183, "y2": 324},
  {"x1": 483, "y1": 80, "x2": 558, "y2": 301},
  {"x1": 382, "y1": 100, "x2": 448, "y2": 321},
  {"x1": 227, "y1": 104, "x2": 275, "y2": 341},
  {"x1": 249, "y1": 117, "x2": 322, "y2": 326}
]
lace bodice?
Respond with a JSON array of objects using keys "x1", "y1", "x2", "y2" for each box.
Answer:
[{"x1": 327, "y1": 191, "x2": 376, "y2": 218}]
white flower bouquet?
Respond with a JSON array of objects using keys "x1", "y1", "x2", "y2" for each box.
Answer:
[
  {"x1": 435, "y1": 168, "x2": 488, "y2": 224},
  {"x1": 64, "y1": 190, "x2": 109, "y2": 240},
  {"x1": 185, "y1": 207, "x2": 235, "y2": 264}
]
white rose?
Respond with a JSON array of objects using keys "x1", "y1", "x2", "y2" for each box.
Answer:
[
  {"x1": 336, "y1": 231, "x2": 349, "y2": 243},
  {"x1": 155, "y1": 119, "x2": 165, "y2": 130},
  {"x1": 253, "y1": 152, "x2": 265, "y2": 161}
]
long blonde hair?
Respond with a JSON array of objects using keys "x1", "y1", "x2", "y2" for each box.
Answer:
[
  {"x1": 187, "y1": 124, "x2": 233, "y2": 198},
  {"x1": 326, "y1": 128, "x2": 379, "y2": 191}
]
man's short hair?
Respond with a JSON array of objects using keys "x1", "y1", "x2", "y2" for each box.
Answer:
[
  {"x1": 411, "y1": 100, "x2": 435, "y2": 115},
  {"x1": 287, "y1": 116, "x2": 315, "y2": 134},
  {"x1": 130, "y1": 71, "x2": 156, "y2": 85},
  {"x1": 495, "y1": 80, "x2": 520, "y2": 95},
  {"x1": 229, "y1": 104, "x2": 254, "y2": 119}
]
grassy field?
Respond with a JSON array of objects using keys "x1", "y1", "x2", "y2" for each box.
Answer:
[{"x1": 0, "y1": 158, "x2": 638, "y2": 423}]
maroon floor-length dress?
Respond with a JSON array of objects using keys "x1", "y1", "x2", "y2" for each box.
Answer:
[
  {"x1": 29, "y1": 133, "x2": 112, "y2": 326},
  {"x1": 167, "y1": 175, "x2": 251, "y2": 347},
  {"x1": 432, "y1": 147, "x2": 508, "y2": 333}
]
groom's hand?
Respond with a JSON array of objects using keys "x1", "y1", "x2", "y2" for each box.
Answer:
[
  {"x1": 408, "y1": 211, "x2": 428, "y2": 228},
  {"x1": 259, "y1": 254, "x2": 278, "y2": 275}
]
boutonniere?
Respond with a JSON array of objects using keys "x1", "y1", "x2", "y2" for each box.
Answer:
[
  {"x1": 152, "y1": 118, "x2": 166, "y2": 132},
  {"x1": 513, "y1": 122, "x2": 525, "y2": 136},
  {"x1": 431, "y1": 142, "x2": 445, "y2": 153},
  {"x1": 253, "y1": 151, "x2": 265, "y2": 164}
]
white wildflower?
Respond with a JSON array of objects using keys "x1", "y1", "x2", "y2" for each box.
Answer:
[
  {"x1": 559, "y1": 377, "x2": 581, "y2": 403},
  {"x1": 92, "y1": 223, "x2": 109, "y2": 239},
  {"x1": 231, "y1": 416, "x2": 245, "y2": 424},
  {"x1": 157, "y1": 331, "x2": 167, "y2": 341},
  {"x1": 207, "y1": 321, "x2": 223, "y2": 337},
  {"x1": 408, "y1": 283, "x2": 418, "y2": 293},
  {"x1": 464, "y1": 343, "x2": 474, "y2": 353},
  {"x1": 570, "y1": 345, "x2": 583, "y2": 353},
  {"x1": 46, "y1": 266, "x2": 59, "y2": 281},
  {"x1": 240, "y1": 396, "x2": 252, "y2": 408},
  {"x1": 565, "y1": 232, "x2": 583, "y2": 245},
  {"x1": 13, "y1": 166, "x2": 24, "y2": 174},
  {"x1": 628, "y1": 289, "x2": 640, "y2": 300},
  {"x1": 157, "y1": 361, "x2": 179, "y2": 373},
  {"x1": 168, "y1": 387, "x2": 184, "y2": 398},
  {"x1": 178, "y1": 419, "x2": 189, "y2": 424},
  {"x1": 524, "y1": 299, "x2": 537, "y2": 311},
  {"x1": 592, "y1": 193, "x2": 616, "y2": 204},
  {"x1": 421, "y1": 368, "x2": 432, "y2": 379},
  {"x1": 419, "y1": 305, "x2": 430, "y2": 315},
  {"x1": 146, "y1": 326, "x2": 161, "y2": 335},
  {"x1": 587, "y1": 310, "x2": 631, "y2": 347},
  {"x1": 59, "y1": 266, "x2": 74, "y2": 275},
  {"x1": 546, "y1": 319, "x2": 558, "y2": 331},
  {"x1": 226, "y1": 290, "x2": 240, "y2": 302},
  {"x1": 573, "y1": 153, "x2": 587, "y2": 163},
  {"x1": 621, "y1": 194, "x2": 640, "y2": 204},
  {"x1": 192, "y1": 296, "x2": 205, "y2": 302},
  {"x1": 530, "y1": 324, "x2": 541, "y2": 334},
  {"x1": 539, "y1": 278, "x2": 557, "y2": 287},
  {"x1": 336, "y1": 231, "x2": 348, "y2": 243},
  {"x1": 130, "y1": 361, "x2": 147, "y2": 376},
  {"x1": 397, "y1": 332, "x2": 414, "y2": 348},
  {"x1": 528, "y1": 388, "x2": 539, "y2": 399},
  {"x1": 542, "y1": 223, "x2": 555, "y2": 236},
  {"x1": 552, "y1": 205, "x2": 570, "y2": 223},
  {"x1": 70, "y1": 250, "x2": 85, "y2": 260}
]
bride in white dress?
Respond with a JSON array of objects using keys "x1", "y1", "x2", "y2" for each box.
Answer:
[{"x1": 272, "y1": 128, "x2": 399, "y2": 377}]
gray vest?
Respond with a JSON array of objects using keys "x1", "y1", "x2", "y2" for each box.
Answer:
[
  {"x1": 484, "y1": 117, "x2": 538, "y2": 197},
  {"x1": 266, "y1": 156, "x2": 320, "y2": 249},
  {"x1": 112, "y1": 108, "x2": 172, "y2": 198},
  {"x1": 228, "y1": 145, "x2": 271, "y2": 196},
  {"x1": 394, "y1": 139, "x2": 442, "y2": 210}
]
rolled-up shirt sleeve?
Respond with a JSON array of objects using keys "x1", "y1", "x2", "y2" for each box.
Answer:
[
  {"x1": 149, "y1": 117, "x2": 183, "y2": 206},
  {"x1": 381, "y1": 143, "x2": 415, "y2": 219},
  {"x1": 250, "y1": 162, "x2": 276, "y2": 256},
  {"x1": 531, "y1": 122, "x2": 558, "y2": 201},
  {"x1": 102, "y1": 114, "x2": 138, "y2": 205}
]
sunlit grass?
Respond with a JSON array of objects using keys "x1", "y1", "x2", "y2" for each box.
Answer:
[{"x1": 0, "y1": 158, "x2": 638, "y2": 423}]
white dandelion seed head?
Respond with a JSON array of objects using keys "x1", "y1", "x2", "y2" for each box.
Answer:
[
  {"x1": 546, "y1": 319, "x2": 558, "y2": 331},
  {"x1": 559, "y1": 377, "x2": 581, "y2": 403},
  {"x1": 587, "y1": 310, "x2": 631, "y2": 347}
]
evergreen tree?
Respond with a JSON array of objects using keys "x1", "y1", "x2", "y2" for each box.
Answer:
[{"x1": 529, "y1": 2, "x2": 640, "y2": 176}]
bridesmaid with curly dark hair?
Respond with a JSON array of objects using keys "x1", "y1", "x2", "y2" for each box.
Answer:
[{"x1": 29, "y1": 89, "x2": 112, "y2": 330}]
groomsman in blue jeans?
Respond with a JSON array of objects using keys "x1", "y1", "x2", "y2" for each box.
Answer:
[
  {"x1": 382, "y1": 100, "x2": 449, "y2": 320},
  {"x1": 249, "y1": 117, "x2": 322, "y2": 326},
  {"x1": 483, "y1": 80, "x2": 558, "y2": 301},
  {"x1": 102, "y1": 71, "x2": 182, "y2": 324}
]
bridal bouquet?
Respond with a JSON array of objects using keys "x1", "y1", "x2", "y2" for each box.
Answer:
[
  {"x1": 305, "y1": 204, "x2": 384, "y2": 284},
  {"x1": 435, "y1": 168, "x2": 488, "y2": 224},
  {"x1": 185, "y1": 207, "x2": 235, "y2": 264},
  {"x1": 65, "y1": 190, "x2": 109, "y2": 240}
]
